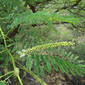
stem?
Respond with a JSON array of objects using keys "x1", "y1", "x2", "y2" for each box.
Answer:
[
  {"x1": 17, "y1": 62, "x2": 47, "y2": 85},
  {"x1": 0, "y1": 71, "x2": 14, "y2": 79},
  {"x1": 4, "y1": 74, "x2": 13, "y2": 81},
  {"x1": 0, "y1": 28, "x2": 15, "y2": 69},
  {"x1": 0, "y1": 27, "x2": 23, "y2": 85},
  {"x1": 17, "y1": 75, "x2": 23, "y2": 85}
]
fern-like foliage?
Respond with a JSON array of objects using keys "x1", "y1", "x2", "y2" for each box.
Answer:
[
  {"x1": 26, "y1": 53, "x2": 85, "y2": 77},
  {"x1": 53, "y1": 48, "x2": 84, "y2": 64},
  {"x1": 10, "y1": 11, "x2": 83, "y2": 29},
  {"x1": 17, "y1": 41, "x2": 85, "y2": 77}
]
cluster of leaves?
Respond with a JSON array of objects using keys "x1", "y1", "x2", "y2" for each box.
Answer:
[{"x1": 26, "y1": 53, "x2": 85, "y2": 76}]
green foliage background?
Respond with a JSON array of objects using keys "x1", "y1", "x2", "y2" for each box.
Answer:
[{"x1": 0, "y1": 0, "x2": 85, "y2": 85}]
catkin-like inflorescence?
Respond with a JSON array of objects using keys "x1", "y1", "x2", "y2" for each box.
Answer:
[{"x1": 18, "y1": 41, "x2": 75, "y2": 58}]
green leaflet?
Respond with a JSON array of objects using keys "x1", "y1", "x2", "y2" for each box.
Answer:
[
  {"x1": 55, "y1": 56, "x2": 66, "y2": 73},
  {"x1": 49, "y1": 56, "x2": 59, "y2": 72},
  {"x1": 26, "y1": 55, "x2": 33, "y2": 70},
  {"x1": 34, "y1": 54, "x2": 42, "y2": 75},
  {"x1": 33, "y1": 54, "x2": 45, "y2": 76},
  {"x1": 42, "y1": 55, "x2": 52, "y2": 73}
]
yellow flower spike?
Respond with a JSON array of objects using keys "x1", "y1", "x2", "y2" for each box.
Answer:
[{"x1": 19, "y1": 41, "x2": 75, "y2": 57}]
